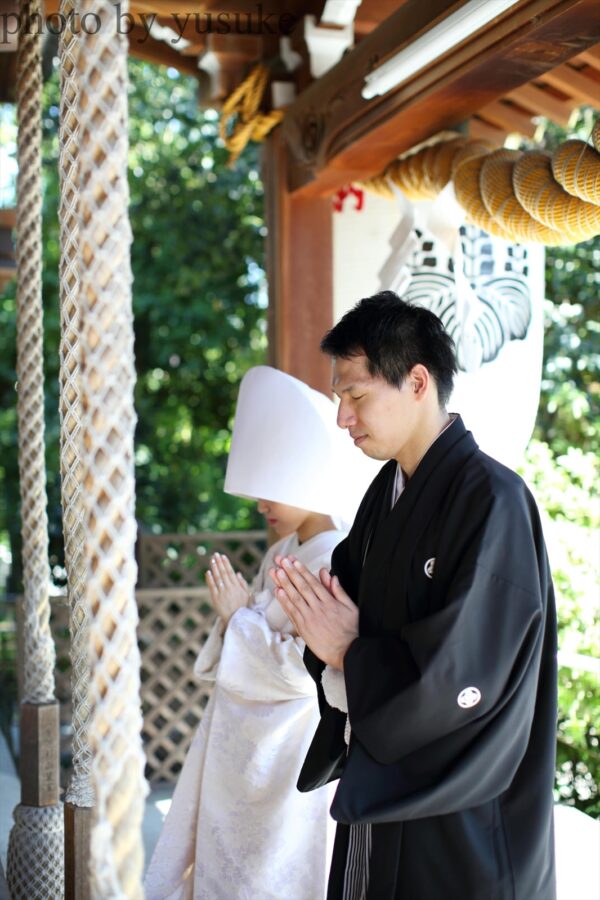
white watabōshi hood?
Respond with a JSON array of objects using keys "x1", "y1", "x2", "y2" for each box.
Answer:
[{"x1": 224, "y1": 366, "x2": 380, "y2": 523}]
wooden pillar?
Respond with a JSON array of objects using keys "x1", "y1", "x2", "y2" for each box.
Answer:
[
  {"x1": 14, "y1": 600, "x2": 61, "y2": 810},
  {"x1": 263, "y1": 129, "x2": 333, "y2": 395},
  {"x1": 64, "y1": 804, "x2": 92, "y2": 900},
  {"x1": 19, "y1": 702, "x2": 60, "y2": 807}
]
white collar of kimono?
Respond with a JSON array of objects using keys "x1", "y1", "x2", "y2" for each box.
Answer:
[
  {"x1": 391, "y1": 413, "x2": 458, "y2": 508},
  {"x1": 224, "y1": 365, "x2": 381, "y2": 521}
]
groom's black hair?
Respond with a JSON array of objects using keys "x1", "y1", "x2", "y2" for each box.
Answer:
[{"x1": 320, "y1": 291, "x2": 457, "y2": 407}]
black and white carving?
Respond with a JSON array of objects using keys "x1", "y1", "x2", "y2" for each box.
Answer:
[{"x1": 403, "y1": 224, "x2": 532, "y2": 372}]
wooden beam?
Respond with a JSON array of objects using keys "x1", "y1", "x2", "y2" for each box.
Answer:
[
  {"x1": 468, "y1": 117, "x2": 508, "y2": 145},
  {"x1": 0, "y1": 269, "x2": 16, "y2": 292},
  {"x1": 506, "y1": 82, "x2": 574, "y2": 126},
  {"x1": 127, "y1": 25, "x2": 200, "y2": 76},
  {"x1": 476, "y1": 99, "x2": 536, "y2": 137},
  {"x1": 354, "y1": 0, "x2": 413, "y2": 36},
  {"x1": 0, "y1": 53, "x2": 16, "y2": 103},
  {"x1": 20, "y1": 703, "x2": 60, "y2": 807},
  {"x1": 539, "y1": 62, "x2": 600, "y2": 106},
  {"x1": 133, "y1": 0, "x2": 267, "y2": 13},
  {"x1": 282, "y1": 0, "x2": 325, "y2": 18},
  {"x1": 64, "y1": 804, "x2": 92, "y2": 900},
  {"x1": 282, "y1": 0, "x2": 600, "y2": 197},
  {"x1": 263, "y1": 130, "x2": 333, "y2": 395},
  {"x1": 575, "y1": 45, "x2": 600, "y2": 71},
  {"x1": 0, "y1": 208, "x2": 16, "y2": 228},
  {"x1": 132, "y1": 0, "x2": 305, "y2": 28},
  {"x1": 152, "y1": 6, "x2": 298, "y2": 40}
]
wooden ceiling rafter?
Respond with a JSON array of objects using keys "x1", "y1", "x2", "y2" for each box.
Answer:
[
  {"x1": 505, "y1": 82, "x2": 574, "y2": 127},
  {"x1": 476, "y1": 99, "x2": 538, "y2": 138},
  {"x1": 575, "y1": 46, "x2": 600, "y2": 71},
  {"x1": 538, "y1": 62, "x2": 600, "y2": 106},
  {"x1": 127, "y1": 24, "x2": 201, "y2": 76},
  {"x1": 468, "y1": 117, "x2": 509, "y2": 144}
]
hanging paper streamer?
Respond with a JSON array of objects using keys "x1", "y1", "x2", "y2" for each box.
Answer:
[
  {"x1": 404, "y1": 225, "x2": 534, "y2": 374},
  {"x1": 375, "y1": 189, "x2": 544, "y2": 468},
  {"x1": 333, "y1": 186, "x2": 544, "y2": 467}
]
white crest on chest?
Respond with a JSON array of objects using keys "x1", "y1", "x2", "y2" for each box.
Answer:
[
  {"x1": 424, "y1": 557, "x2": 435, "y2": 579},
  {"x1": 457, "y1": 686, "x2": 481, "y2": 709}
]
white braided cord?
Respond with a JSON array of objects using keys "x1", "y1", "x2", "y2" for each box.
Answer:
[
  {"x1": 58, "y1": 0, "x2": 94, "y2": 810},
  {"x1": 77, "y1": 1, "x2": 148, "y2": 895},
  {"x1": 7, "y1": 5, "x2": 64, "y2": 899},
  {"x1": 15, "y1": 0, "x2": 55, "y2": 706},
  {"x1": 6, "y1": 804, "x2": 65, "y2": 899}
]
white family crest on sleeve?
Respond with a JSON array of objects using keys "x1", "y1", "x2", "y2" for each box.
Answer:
[
  {"x1": 457, "y1": 686, "x2": 482, "y2": 709},
  {"x1": 424, "y1": 557, "x2": 435, "y2": 579}
]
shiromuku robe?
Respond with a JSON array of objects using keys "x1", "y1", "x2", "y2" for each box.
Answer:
[
  {"x1": 144, "y1": 529, "x2": 343, "y2": 900},
  {"x1": 299, "y1": 417, "x2": 557, "y2": 900}
]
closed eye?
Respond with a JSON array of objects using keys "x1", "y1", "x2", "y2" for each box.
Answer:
[{"x1": 350, "y1": 394, "x2": 365, "y2": 401}]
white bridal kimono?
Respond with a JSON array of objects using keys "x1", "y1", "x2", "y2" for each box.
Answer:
[{"x1": 144, "y1": 529, "x2": 344, "y2": 900}]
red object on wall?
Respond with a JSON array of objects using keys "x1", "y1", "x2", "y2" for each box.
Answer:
[{"x1": 333, "y1": 185, "x2": 365, "y2": 212}]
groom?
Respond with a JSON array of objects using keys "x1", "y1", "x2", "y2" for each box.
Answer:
[{"x1": 271, "y1": 291, "x2": 557, "y2": 900}]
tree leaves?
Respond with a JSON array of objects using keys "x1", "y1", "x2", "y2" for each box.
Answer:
[{"x1": 0, "y1": 59, "x2": 267, "y2": 587}]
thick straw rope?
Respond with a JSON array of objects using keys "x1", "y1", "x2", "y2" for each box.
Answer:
[
  {"x1": 220, "y1": 64, "x2": 283, "y2": 164},
  {"x1": 6, "y1": 1, "x2": 64, "y2": 897},
  {"x1": 361, "y1": 127, "x2": 600, "y2": 244},
  {"x1": 514, "y1": 151, "x2": 600, "y2": 242},
  {"x1": 77, "y1": 1, "x2": 147, "y2": 896},
  {"x1": 453, "y1": 148, "x2": 513, "y2": 239},
  {"x1": 551, "y1": 140, "x2": 600, "y2": 206},
  {"x1": 361, "y1": 138, "x2": 466, "y2": 200},
  {"x1": 479, "y1": 148, "x2": 563, "y2": 244},
  {"x1": 58, "y1": 0, "x2": 93, "y2": 809}
]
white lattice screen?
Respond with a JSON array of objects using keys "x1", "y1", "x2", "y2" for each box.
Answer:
[
  {"x1": 137, "y1": 531, "x2": 267, "y2": 588},
  {"x1": 50, "y1": 531, "x2": 267, "y2": 783},
  {"x1": 137, "y1": 587, "x2": 214, "y2": 781}
]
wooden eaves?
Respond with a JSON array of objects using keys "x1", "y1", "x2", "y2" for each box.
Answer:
[{"x1": 281, "y1": 0, "x2": 600, "y2": 196}]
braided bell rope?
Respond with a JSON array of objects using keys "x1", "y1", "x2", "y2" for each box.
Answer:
[
  {"x1": 58, "y1": 0, "x2": 94, "y2": 809},
  {"x1": 7, "y1": 5, "x2": 64, "y2": 898},
  {"x1": 14, "y1": 0, "x2": 55, "y2": 706},
  {"x1": 77, "y1": 1, "x2": 148, "y2": 895},
  {"x1": 220, "y1": 64, "x2": 283, "y2": 164},
  {"x1": 361, "y1": 125, "x2": 600, "y2": 245},
  {"x1": 6, "y1": 804, "x2": 65, "y2": 900}
]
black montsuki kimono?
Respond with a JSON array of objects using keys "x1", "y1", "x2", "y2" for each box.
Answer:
[{"x1": 299, "y1": 417, "x2": 557, "y2": 900}]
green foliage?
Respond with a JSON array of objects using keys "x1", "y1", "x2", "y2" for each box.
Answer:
[
  {"x1": 0, "y1": 66, "x2": 598, "y2": 817},
  {"x1": 535, "y1": 109, "x2": 600, "y2": 456},
  {"x1": 522, "y1": 111, "x2": 600, "y2": 817},
  {"x1": 126, "y1": 62, "x2": 267, "y2": 533},
  {"x1": 0, "y1": 60, "x2": 267, "y2": 589},
  {"x1": 521, "y1": 441, "x2": 599, "y2": 817}
]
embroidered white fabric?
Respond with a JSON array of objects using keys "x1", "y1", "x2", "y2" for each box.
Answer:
[{"x1": 144, "y1": 530, "x2": 344, "y2": 900}]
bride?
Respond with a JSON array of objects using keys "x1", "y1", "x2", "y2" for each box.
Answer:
[{"x1": 144, "y1": 366, "x2": 375, "y2": 900}]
